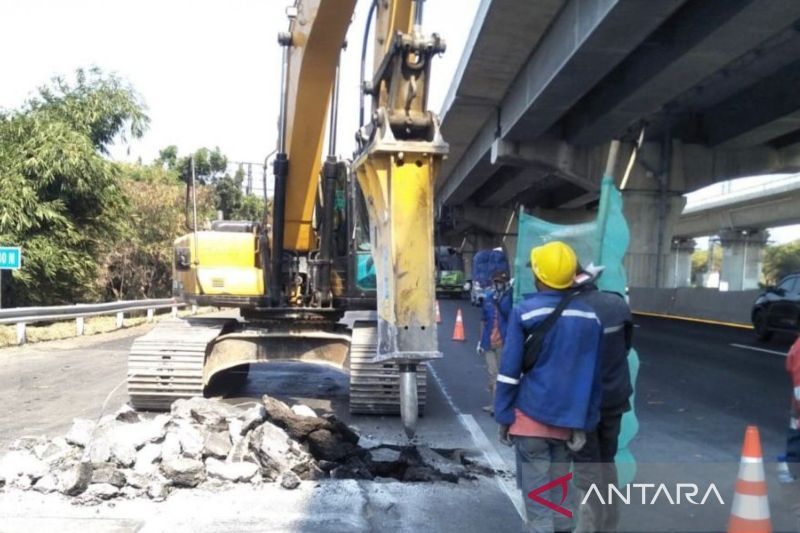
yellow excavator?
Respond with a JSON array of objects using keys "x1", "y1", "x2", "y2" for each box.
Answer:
[{"x1": 127, "y1": 0, "x2": 447, "y2": 436}]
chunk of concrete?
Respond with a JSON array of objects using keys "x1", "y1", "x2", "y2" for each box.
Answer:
[
  {"x1": 249, "y1": 422, "x2": 292, "y2": 479},
  {"x1": 174, "y1": 422, "x2": 204, "y2": 459},
  {"x1": 161, "y1": 431, "x2": 182, "y2": 460},
  {"x1": 91, "y1": 462, "x2": 126, "y2": 488},
  {"x1": 146, "y1": 480, "x2": 171, "y2": 501},
  {"x1": 32, "y1": 474, "x2": 58, "y2": 494},
  {"x1": 234, "y1": 405, "x2": 267, "y2": 436},
  {"x1": 83, "y1": 483, "x2": 119, "y2": 500},
  {"x1": 202, "y1": 430, "x2": 231, "y2": 459},
  {"x1": 115, "y1": 404, "x2": 141, "y2": 424},
  {"x1": 11, "y1": 475, "x2": 33, "y2": 490},
  {"x1": 87, "y1": 437, "x2": 112, "y2": 464},
  {"x1": 56, "y1": 461, "x2": 92, "y2": 496},
  {"x1": 172, "y1": 397, "x2": 242, "y2": 430},
  {"x1": 120, "y1": 486, "x2": 144, "y2": 499},
  {"x1": 204, "y1": 457, "x2": 259, "y2": 483},
  {"x1": 124, "y1": 471, "x2": 149, "y2": 489},
  {"x1": 65, "y1": 419, "x2": 96, "y2": 448},
  {"x1": 34, "y1": 437, "x2": 73, "y2": 464},
  {"x1": 160, "y1": 457, "x2": 206, "y2": 487},
  {"x1": 134, "y1": 443, "x2": 161, "y2": 474},
  {"x1": 110, "y1": 439, "x2": 136, "y2": 468},
  {"x1": 280, "y1": 471, "x2": 301, "y2": 490},
  {"x1": 0, "y1": 451, "x2": 48, "y2": 481}
]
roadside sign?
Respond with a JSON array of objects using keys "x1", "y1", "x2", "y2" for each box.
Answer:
[{"x1": 0, "y1": 247, "x2": 21, "y2": 270}]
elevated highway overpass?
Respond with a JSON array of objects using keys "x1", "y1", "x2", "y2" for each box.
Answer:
[
  {"x1": 666, "y1": 174, "x2": 800, "y2": 290},
  {"x1": 434, "y1": 0, "x2": 800, "y2": 288},
  {"x1": 676, "y1": 174, "x2": 800, "y2": 237}
]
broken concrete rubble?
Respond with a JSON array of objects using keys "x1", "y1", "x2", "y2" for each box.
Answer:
[
  {"x1": 0, "y1": 450, "x2": 48, "y2": 482},
  {"x1": 0, "y1": 395, "x2": 487, "y2": 503},
  {"x1": 202, "y1": 430, "x2": 231, "y2": 459},
  {"x1": 134, "y1": 443, "x2": 161, "y2": 474},
  {"x1": 160, "y1": 457, "x2": 205, "y2": 487},
  {"x1": 32, "y1": 473, "x2": 58, "y2": 494},
  {"x1": 56, "y1": 462, "x2": 91, "y2": 496},
  {"x1": 91, "y1": 462, "x2": 126, "y2": 488},
  {"x1": 204, "y1": 457, "x2": 258, "y2": 483},
  {"x1": 280, "y1": 471, "x2": 300, "y2": 489},
  {"x1": 64, "y1": 419, "x2": 95, "y2": 448}
]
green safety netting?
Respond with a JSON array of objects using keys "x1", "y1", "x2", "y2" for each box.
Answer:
[{"x1": 513, "y1": 176, "x2": 639, "y2": 484}]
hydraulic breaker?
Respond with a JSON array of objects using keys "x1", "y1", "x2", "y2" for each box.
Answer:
[{"x1": 354, "y1": 109, "x2": 448, "y2": 436}]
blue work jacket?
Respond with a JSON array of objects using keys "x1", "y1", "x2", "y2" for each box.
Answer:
[{"x1": 493, "y1": 290, "x2": 604, "y2": 431}]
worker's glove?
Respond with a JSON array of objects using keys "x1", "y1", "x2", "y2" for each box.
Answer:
[
  {"x1": 566, "y1": 430, "x2": 586, "y2": 452},
  {"x1": 498, "y1": 424, "x2": 513, "y2": 447},
  {"x1": 476, "y1": 343, "x2": 485, "y2": 357}
]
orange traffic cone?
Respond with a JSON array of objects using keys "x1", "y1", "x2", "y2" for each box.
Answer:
[
  {"x1": 728, "y1": 426, "x2": 771, "y2": 533},
  {"x1": 452, "y1": 308, "x2": 465, "y2": 341},
  {"x1": 435, "y1": 301, "x2": 442, "y2": 324}
]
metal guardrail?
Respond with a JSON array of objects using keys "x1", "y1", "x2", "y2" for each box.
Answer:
[{"x1": 0, "y1": 298, "x2": 191, "y2": 346}]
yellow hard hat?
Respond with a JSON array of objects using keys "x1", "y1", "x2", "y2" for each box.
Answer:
[{"x1": 529, "y1": 241, "x2": 577, "y2": 289}]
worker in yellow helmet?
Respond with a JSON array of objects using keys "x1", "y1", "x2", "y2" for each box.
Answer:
[{"x1": 494, "y1": 241, "x2": 604, "y2": 532}]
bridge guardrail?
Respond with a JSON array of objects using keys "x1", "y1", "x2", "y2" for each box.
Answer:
[{"x1": 0, "y1": 298, "x2": 192, "y2": 345}]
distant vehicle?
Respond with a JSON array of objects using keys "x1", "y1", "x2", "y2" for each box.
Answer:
[
  {"x1": 470, "y1": 248, "x2": 509, "y2": 306},
  {"x1": 752, "y1": 272, "x2": 800, "y2": 341},
  {"x1": 435, "y1": 246, "x2": 469, "y2": 298}
]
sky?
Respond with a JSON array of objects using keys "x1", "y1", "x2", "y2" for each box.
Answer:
[
  {"x1": 1, "y1": 0, "x2": 797, "y2": 244},
  {"x1": 0, "y1": 0, "x2": 480, "y2": 179}
]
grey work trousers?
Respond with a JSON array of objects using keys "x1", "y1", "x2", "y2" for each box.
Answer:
[
  {"x1": 485, "y1": 348, "x2": 501, "y2": 398},
  {"x1": 514, "y1": 435, "x2": 573, "y2": 533}
]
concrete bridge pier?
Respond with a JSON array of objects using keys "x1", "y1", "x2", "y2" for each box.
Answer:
[
  {"x1": 718, "y1": 228, "x2": 769, "y2": 291},
  {"x1": 665, "y1": 237, "x2": 696, "y2": 288}
]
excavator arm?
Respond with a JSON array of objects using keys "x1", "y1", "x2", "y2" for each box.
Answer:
[{"x1": 273, "y1": 0, "x2": 447, "y2": 436}]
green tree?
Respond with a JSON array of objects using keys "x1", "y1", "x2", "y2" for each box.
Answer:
[
  {"x1": 214, "y1": 174, "x2": 244, "y2": 219},
  {"x1": 763, "y1": 239, "x2": 800, "y2": 285},
  {"x1": 233, "y1": 194, "x2": 267, "y2": 222},
  {"x1": 176, "y1": 147, "x2": 228, "y2": 184},
  {"x1": 0, "y1": 68, "x2": 148, "y2": 306},
  {"x1": 690, "y1": 245, "x2": 722, "y2": 284},
  {"x1": 100, "y1": 163, "x2": 215, "y2": 299},
  {"x1": 157, "y1": 145, "x2": 178, "y2": 170}
]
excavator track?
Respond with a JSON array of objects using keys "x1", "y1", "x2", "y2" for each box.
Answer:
[
  {"x1": 348, "y1": 321, "x2": 426, "y2": 415},
  {"x1": 127, "y1": 318, "x2": 232, "y2": 411}
]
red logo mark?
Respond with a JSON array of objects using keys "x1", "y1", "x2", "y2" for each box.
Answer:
[{"x1": 527, "y1": 472, "x2": 573, "y2": 518}]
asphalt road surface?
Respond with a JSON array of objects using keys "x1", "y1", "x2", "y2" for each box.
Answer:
[{"x1": 0, "y1": 302, "x2": 798, "y2": 532}]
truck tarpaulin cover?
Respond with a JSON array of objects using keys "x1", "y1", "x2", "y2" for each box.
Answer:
[
  {"x1": 472, "y1": 249, "x2": 509, "y2": 286},
  {"x1": 513, "y1": 176, "x2": 639, "y2": 483}
]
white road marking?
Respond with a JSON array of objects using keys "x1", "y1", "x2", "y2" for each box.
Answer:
[
  {"x1": 427, "y1": 363, "x2": 526, "y2": 521},
  {"x1": 730, "y1": 343, "x2": 787, "y2": 357}
]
